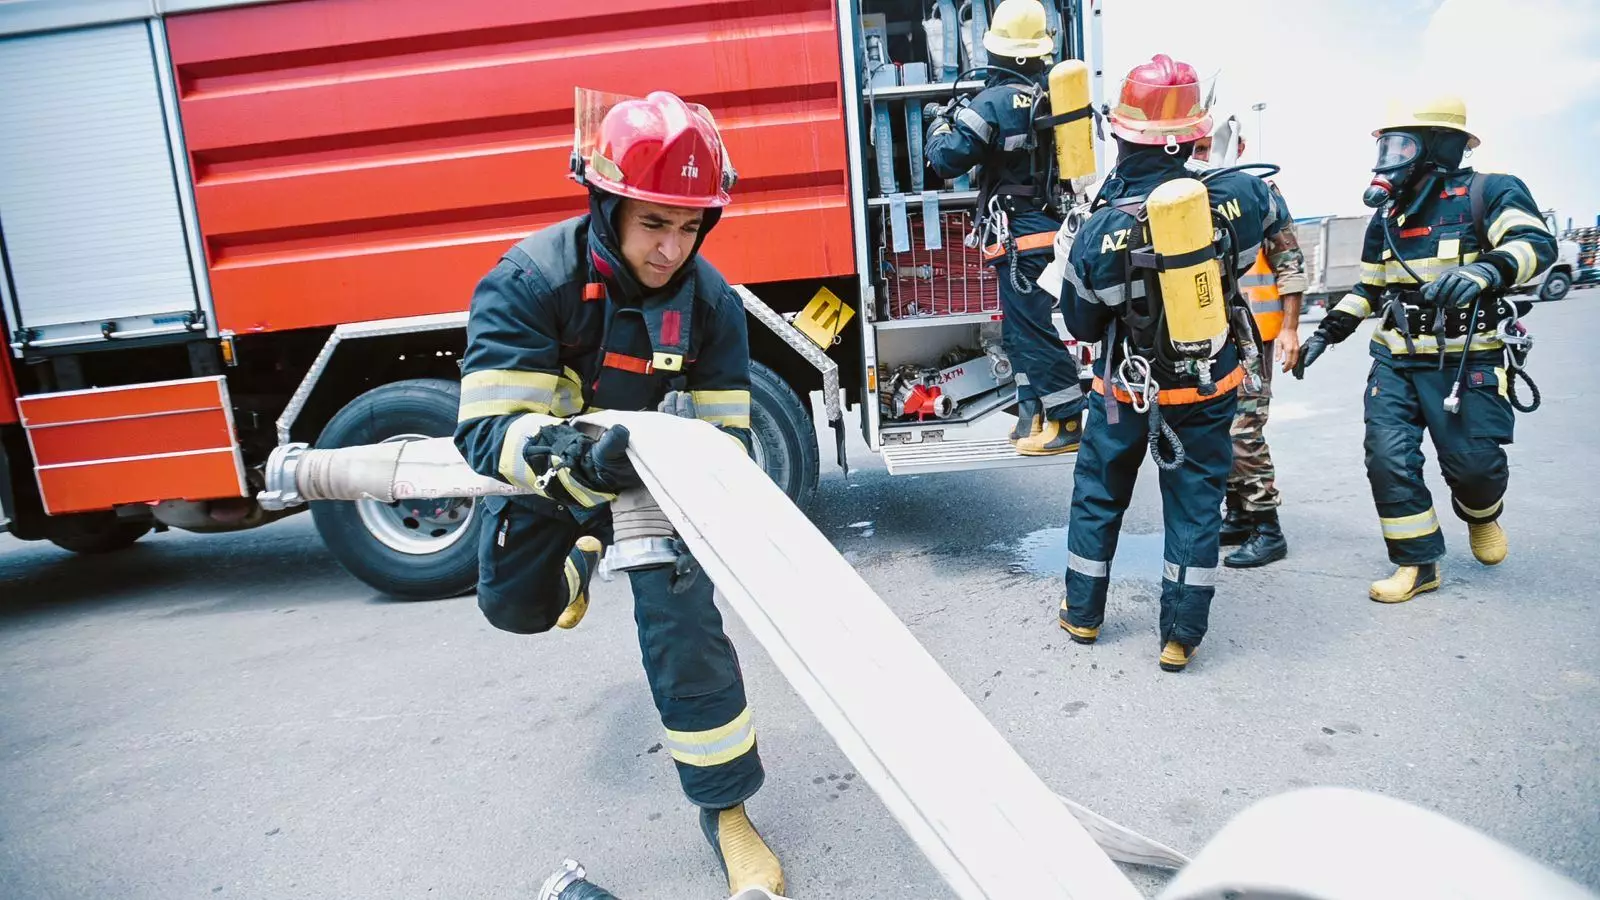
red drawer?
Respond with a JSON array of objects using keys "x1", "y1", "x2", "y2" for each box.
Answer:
[{"x1": 18, "y1": 376, "x2": 247, "y2": 514}]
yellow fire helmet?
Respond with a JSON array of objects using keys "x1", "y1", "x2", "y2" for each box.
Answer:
[
  {"x1": 984, "y1": 0, "x2": 1054, "y2": 60},
  {"x1": 1375, "y1": 94, "x2": 1480, "y2": 149}
]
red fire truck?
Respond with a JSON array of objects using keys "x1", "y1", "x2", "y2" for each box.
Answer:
[{"x1": 0, "y1": 0, "x2": 1097, "y2": 597}]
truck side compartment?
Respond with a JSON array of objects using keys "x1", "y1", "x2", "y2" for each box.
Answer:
[{"x1": 164, "y1": 0, "x2": 857, "y2": 335}]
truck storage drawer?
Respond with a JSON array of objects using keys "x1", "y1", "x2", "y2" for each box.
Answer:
[{"x1": 17, "y1": 376, "x2": 246, "y2": 514}]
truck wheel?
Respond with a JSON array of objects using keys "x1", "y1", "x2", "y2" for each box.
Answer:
[
  {"x1": 45, "y1": 512, "x2": 151, "y2": 555},
  {"x1": 748, "y1": 361, "x2": 819, "y2": 513},
  {"x1": 311, "y1": 379, "x2": 481, "y2": 600},
  {"x1": 1539, "y1": 270, "x2": 1572, "y2": 302}
]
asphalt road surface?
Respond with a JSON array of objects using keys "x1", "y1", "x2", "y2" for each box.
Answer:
[{"x1": 3, "y1": 293, "x2": 1597, "y2": 899}]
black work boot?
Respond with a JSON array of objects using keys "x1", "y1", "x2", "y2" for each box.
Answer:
[
  {"x1": 1225, "y1": 511, "x2": 1288, "y2": 568},
  {"x1": 1220, "y1": 507, "x2": 1253, "y2": 545}
]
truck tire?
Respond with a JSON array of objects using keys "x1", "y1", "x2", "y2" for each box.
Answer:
[
  {"x1": 46, "y1": 512, "x2": 151, "y2": 555},
  {"x1": 1539, "y1": 270, "x2": 1572, "y2": 302},
  {"x1": 748, "y1": 361, "x2": 819, "y2": 513},
  {"x1": 311, "y1": 378, "x2": 481, "y2": 600}
]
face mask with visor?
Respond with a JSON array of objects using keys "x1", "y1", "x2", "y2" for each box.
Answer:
[{"x1": 1363, "y1": 130, "x2": 1423, "y2": 209}]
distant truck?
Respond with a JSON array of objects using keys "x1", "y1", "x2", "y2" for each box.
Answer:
[
  {"x1": 1521, "y1": 213, "x2": 1579, "y2": 302},
  {"x1": 1293, "y1": 214, "x2": 1369, "y2": 312},
  {"x1": 1296, "y1": 209, "x2": 1578, "y2": 312}
]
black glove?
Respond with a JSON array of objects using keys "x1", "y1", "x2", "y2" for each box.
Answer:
[
  {"x1": 523, "y1": 424, "x2": 640, "y2": 505},
  {"x1": 582, "y1": 425, "x2": 640, "y2": 492},
  {"x1": 1292, "y1": 330, "x2": 1330, "y2": 380},
  {"x1": 1422, "y1": 260, "x2": 1503, "y2": 309}
]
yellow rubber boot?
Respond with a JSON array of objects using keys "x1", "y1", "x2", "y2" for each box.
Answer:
[
  {"x1": 1159, "y1": 641, "x2": 1195, "y2": 672},
  {"x1": 555, "y1": 536, "x2": 604, "y2": 629},
  {"x1": 1468, "y1": 522, "x2": 1507, "y2": 566},
  {"x1": 1058, "y1": 601, "x2": 1100, "y2": 644},
  {"x1": 1009, "y1": 397, "x2": 1043, "y2": 444},
  {"x1": 1368, "y1": 562, "x2": 1441, "y2": 604},
  {"x1": 700, "y1": 803, "x2": 785, "y2": 895},
  {"x1": 1016, "y1": 416, "x2": 1081, "y2": 456}
]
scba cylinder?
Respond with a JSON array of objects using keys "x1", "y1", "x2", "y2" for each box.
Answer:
[
  {"x1": 1146, "y1": 177, "x2": 1227, "y2": 357},
  {"x1": 1048, "y1": 60, "x2": 1095, "y2": 182}
]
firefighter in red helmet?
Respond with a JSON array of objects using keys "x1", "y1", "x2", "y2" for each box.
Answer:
[
  {"x1": 453, "y1": 89, "x2": 784, "y2": 895},
  {"x1": 1047, "y1": 55, "x2": 1291, "y2": 671}
]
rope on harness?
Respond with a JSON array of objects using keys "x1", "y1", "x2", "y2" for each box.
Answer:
[
  {"x1": 1499, "y1": 317, "x2": 1541, "y2": 413},
  {"x1": 1146, "y1": 398, "x2": 1185, "y2": 471},
  {"x1": 1114, "y1": 346, "x2": 1184, "y2": 471},
  {"x1": 1507, "y1": 368, "x2": 1541, "y2": 413},
  {"x1": 1007, "y1": 237, "x2": 1033, "y2": 294},
  {"x1": 984, "y1": 195, "x2": 1035, "y2": 295}
]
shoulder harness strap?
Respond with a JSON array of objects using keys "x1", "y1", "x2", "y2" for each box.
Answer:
[{"x1": 1467, "y1": 173, "x2": 1490, "y2": 250}]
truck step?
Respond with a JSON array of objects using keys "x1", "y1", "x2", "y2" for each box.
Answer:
[{"x1": 881, "y1": 438, "x2": 1077, "y2": 475}]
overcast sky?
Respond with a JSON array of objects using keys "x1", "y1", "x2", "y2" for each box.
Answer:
[{"x1": 1095, "y1": 0, "x2": 1600, "y2": 228}]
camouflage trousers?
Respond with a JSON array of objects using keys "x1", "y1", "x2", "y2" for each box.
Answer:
[{"x1": 1227, "y1": 352, "x2": 1279, "y2": 512}]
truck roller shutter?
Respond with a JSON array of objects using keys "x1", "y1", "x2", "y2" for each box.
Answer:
[{"x1": 0, "y1": 22, "x2": 204, "y2": 351}]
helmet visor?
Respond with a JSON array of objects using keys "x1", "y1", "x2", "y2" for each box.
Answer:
[{"x1": 1373, "y1": 131, "x2": 1421, "y2": 173}]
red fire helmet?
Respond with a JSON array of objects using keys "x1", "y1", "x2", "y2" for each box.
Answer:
[
  {"x1": 1108, "y1": 54, "x2": 1214, "y2": 146},
  {"x1": 572, "y1": 88, "x2": 735, "y2": 208}
]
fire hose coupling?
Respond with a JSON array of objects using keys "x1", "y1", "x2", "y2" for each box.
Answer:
[
  {"x1": 259, "y1": 442, "x2": 312, "y2": 510},
  {"x1": 600, "y1": 486, "x2": 681, "y2": 579}
]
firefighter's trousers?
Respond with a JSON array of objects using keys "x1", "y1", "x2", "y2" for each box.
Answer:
[
  {"x1": 475, "y1": 495, "x2": 764, "y2": 810},
  {"x1": 1363, "y1": 358, "x2": 1513, "y2": 565},
  {"x1": 1063, "y1": 385, "x2": 1237, "y2": 649},
  {"x1": 995, "y1": 248, "x2": 1084, "y2": 422}
]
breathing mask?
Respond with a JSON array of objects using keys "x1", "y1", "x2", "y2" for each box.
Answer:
[{"x1": 1362, "y1": 130, "x2": 1423, "y2": 209}]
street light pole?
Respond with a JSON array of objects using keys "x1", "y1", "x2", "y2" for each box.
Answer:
[{"x1": 1251, "y1": 102, "x2": 1267, "y2": 158}]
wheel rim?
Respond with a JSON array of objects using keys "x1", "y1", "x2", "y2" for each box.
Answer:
[{"x1": 355, "y1": 434, "x2": 476, "y2": 555}]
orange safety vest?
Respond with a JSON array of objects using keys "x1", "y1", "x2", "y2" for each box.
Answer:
[{"x1": 1238, "y1": 249, "x2": 1283, "y2": 341}]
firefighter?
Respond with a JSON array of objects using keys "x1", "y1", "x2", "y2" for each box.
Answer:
[
  {"x1": 1190, "y1": 115, "x2": 1309, "y2": 568},
  {"x1": 924, "y1": 0, "x2": 1085, "y2": 455},
  {"x1": 1294, "y1": 95, "x2": 1555, "y2": 603},
  {"x1": 453, "y1": 90, "x2": 783, "y2": 895},
  {"x1": 1049, "y1": 55, "x2": 1289, "y2": 672}
]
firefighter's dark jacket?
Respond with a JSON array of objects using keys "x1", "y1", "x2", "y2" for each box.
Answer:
[
  {"x1": 1058, "y1": 149, "x2": 1286, "y2": 389},
  {"x1": 925, "y1": 74, "x2": 1059, "y2": 241},
  {"x1": 454, "y1": 205, "x2": 752, "y2": 518},
  {"x1": 1322, "y1": 169, "x2": 1557, "y2": 367}
]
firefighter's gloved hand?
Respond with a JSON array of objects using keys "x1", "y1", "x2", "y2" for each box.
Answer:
[
  {"x1": 657, "y1": 390, "x2": 698, "y2": 420},
  {"x1": 1292, "y1": 331, "x2": 1330, "y2": 380},
  {"x1": 524, "y1": 424, "x2": 638, "y2": 505},
  {"x1": 1423, "y1": 261, "x2": 1503, "y2": 308},
  {"x1": 583, "y1": 425, "x2": 640, "y2": 492}
]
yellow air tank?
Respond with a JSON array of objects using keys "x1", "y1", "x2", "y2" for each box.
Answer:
[
  {"x1": 1048, "y1": 60, "x2": 1095, "y2": 182},
  {"x1": 1146, "y1": 177, "x2": 1227, "y2": 358}
]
